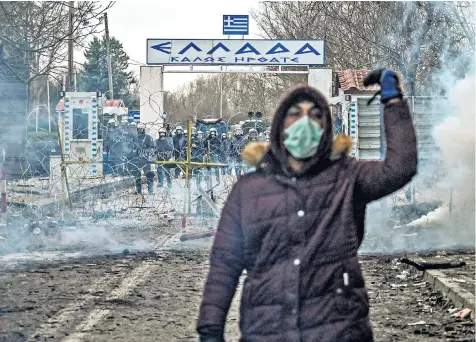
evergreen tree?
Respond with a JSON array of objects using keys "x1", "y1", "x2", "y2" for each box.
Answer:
[{"x1": 80, "y1": 36, "x2": 137, "y2": 106}]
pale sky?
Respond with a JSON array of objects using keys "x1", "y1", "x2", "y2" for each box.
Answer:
[{"x1": 78, "y1": 0, "x2": 263, "y2": 92}]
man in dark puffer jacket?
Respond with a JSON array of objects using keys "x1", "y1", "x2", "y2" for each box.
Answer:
[{"x1": 197, "y1": 69, "x2": 418, "y2": 342}]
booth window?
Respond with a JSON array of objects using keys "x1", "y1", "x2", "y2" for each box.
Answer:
[{"x1": 72, "y1": 109, "x2": 88, "y2": 139}]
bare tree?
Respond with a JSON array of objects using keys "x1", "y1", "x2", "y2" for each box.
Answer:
[
  {"x1": 0, "y1": 1, "x2": 115, "y2": 120},
  {"x1": 0, "y1": 1, "x2": 114, "y2": 83},
  {"x1": 165, "y1": 73, "x2": 306, "y2": 124},
  {"x1": 252, "y1": 1, "x2": 474, "y2": 95}
]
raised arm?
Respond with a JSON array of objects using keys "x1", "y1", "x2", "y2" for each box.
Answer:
[
  {"x1": 355, "y1": 69, "x2": 418, "y2": 203},
  {"x1": 197, "y1": 183, "x2": 245, "y2": 341}
]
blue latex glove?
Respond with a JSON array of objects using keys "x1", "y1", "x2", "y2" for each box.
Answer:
[
  {"x1": 379, "y1": 69, "x2": 402, "y2": 103},
  {"x1": 363, "y1": 69, "x2": 403, "y2": 105}
]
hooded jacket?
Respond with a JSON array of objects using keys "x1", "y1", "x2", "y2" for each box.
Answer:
[{"x1": 197, "y1": 85, "x2": 417, "y2": 342}]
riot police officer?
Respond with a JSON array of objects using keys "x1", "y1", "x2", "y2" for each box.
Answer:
[
  {"x1": 173, "y1": 125, "x2": 185, "y2": 178},
  {"x1": 156, "y1": 127, "x2": 174, "y2": 188},
  {"x1": 230, "y1": 128, "x2": 246, "y2": 178},
  {"x1": 248, "y1": 128, "x2": 259, "y2": 142},
  {"x1": 205, "y1": 128, "x2": 222, "y2": 183},
  {"x1": 197, "y1": 130, "x2": 204, "y2": 143},
  {"x1": 219, "y1": 132, "x2": 231, "y2": 176},
  {"x1": 104, "y1": 118, "x2": 123, "y2": 175},
  {"x1": 191, "y1": 127, "x2": 205, "y2": 187},
  {"x1": 131, "y1": 123, "x2": 156, "y2": 195},
  {"x1": 122, "y1": 122, "x2": 136, "y2": 179}
]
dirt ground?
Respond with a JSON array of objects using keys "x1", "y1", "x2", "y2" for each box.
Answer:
[{"x1": 0, "y1": 246, "x2": 474, "y2": 342}]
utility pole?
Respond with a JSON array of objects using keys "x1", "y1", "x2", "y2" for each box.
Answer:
[
  {"x1": 104, "y1": 12, "x2": 114, "y2": 100},
  {"x1": 73, "y1": 66, "x2": 77, "y2": 91},
  {"x1": 68, "y1": 1, "x2": 74, "y2": 92},
  {"x1": 219, "y1": 66, "x2": 223, "y2": 119},
  {"x1": 46, "y1": 77, "x2": 51, "y2": 132}
]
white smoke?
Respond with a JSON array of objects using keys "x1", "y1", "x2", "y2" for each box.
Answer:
[{"x1": 429, "y1": 76, "x2": 475, "y2": 242}]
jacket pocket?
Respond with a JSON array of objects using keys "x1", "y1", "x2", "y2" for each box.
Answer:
[
  {"x1": 240, "y1": 277, "x2": 282, "y2": 336},
  {"x1": 334, "y1": 286, "x2": 369, "y2": 319}
]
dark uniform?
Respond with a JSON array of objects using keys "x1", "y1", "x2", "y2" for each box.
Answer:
[
  {"x1": 156, "y1": 134, "x2": 174, "y2": 188},
  {"x1": 130, "y1": 128, "x2": 156, "y2": 194},
  {"x1": 219, "y1": 133, "x2": 231, "y2": 175},
  {"x1": 204, "y1": 131, "x2": 222, "y2": 182},
  {"x1": 173, "y1": 128, "x2": 185, "y2": 178},
  {"x1": 191, "y1": 133, "x2": 205, "y2": 187},
  {"x1": 104, "y1": 125, "x2": 125, "y2": 175},
  {"x1": 124, "y1": 124, "x2": 138, "y2": 178},
  {"x1": 230, "y1": 132, "x2": 246, "y2": 178}
]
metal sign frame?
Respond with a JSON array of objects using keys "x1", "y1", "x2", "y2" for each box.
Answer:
[
  {"x1": 160, "y1": 64, "x2": 310, "y2": 74},
  {"x1": 146, "y1": 39, "x2": 326, "y2": 66}
]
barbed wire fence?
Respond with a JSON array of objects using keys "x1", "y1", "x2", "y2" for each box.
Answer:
[
  {"x1": 1, "y1": 101, "x2": 244, "y2": 252},
  {"x1": 0, "y1": 83, "x2": 463, "y2": 255}
]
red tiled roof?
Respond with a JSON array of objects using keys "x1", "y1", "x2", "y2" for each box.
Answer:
[
  {"x1": 55, "y1": 98, "x2": 124, "y2": 111},
  {"x1": 55, "y1": 99, "x2": 65, "y2": 112},
  {"x1": 104, "y1": 99, "x2": 122, "y2": 107},
  {"x1": 336, "y1": 70, "x2": 380, "y2": 92}
]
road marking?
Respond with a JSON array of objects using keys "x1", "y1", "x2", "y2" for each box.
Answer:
[
  {"x1": 28, "y1": 276, "x2": 116, "y2": 341},
  {"x1": 62, "y1": 261, "x2": 158, "y2": 342},
  {"x1": 60, "y1": 234, "x2": 178, "y2": 341},
  {"x1": 30, "y1": 233, "x2": 179, "y2": 342}
]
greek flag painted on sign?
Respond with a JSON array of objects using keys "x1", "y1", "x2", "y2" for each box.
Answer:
[{"x1": 223, "y1": 15, "x2": 249, "y2": 35}]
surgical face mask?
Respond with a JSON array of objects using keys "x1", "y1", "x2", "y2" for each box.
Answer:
[
  {"x1": 159, "y1": 134, "x2": 166, "y2": 139},
  {"x1": 283, "y1": 115, "x2": 323, "y2": 159}
]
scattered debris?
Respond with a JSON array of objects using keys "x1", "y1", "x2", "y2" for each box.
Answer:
[
  {"x1": 452, "y1": 308, "x2": 472, "y2": 319},
  {"x1": 400, "y1": 257, "x2": 466, "y2": 271},
  {"x1": 408, "y1": 320, "x2": 427, "y2": 326}
]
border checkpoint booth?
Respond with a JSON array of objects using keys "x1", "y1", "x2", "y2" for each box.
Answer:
[{"x1": 52, "y1": 92, "x2": 103, "y2": 183}]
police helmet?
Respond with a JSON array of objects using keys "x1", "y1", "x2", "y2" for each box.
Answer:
[
  {"x1": 175, "y1": 125, "x2": 183, "y2": 134},
  {"x1": 107, "y1": 118, "x2": 117, "y2": 127},
  {"x1": 210, "y1": 128, "x2": 218, "y2": 137},
  {"x1": 221, "y1": 133, "x2": 227, "y2": 139},
  {"x1": 137, "y1": 122, "x2": 146, "y2": 134},
  {"x1": 234, "y1": 128, "x2": 243, "y2": 136},
  {"x1": 248, "y1": 128, "x2": 258, "y2": 140},
  {"x1": 159, "y1": 127, "x2": 167, "y2": 137}
]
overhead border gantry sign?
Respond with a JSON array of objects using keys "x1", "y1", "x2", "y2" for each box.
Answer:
[{"x1": 146, "y1": 39, "x2": 325, "y2": 66}]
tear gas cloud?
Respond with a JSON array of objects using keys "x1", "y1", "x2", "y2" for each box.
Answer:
[{"x1": 430, "y1": 75, "x2": 475, "y2": 243}]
